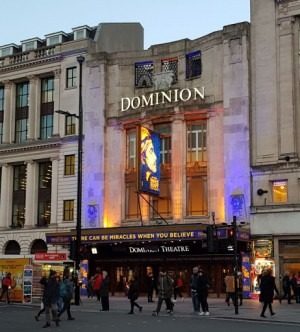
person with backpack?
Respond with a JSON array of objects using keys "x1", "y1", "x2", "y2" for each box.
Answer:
[
  {"x1": 0, "y1": 272, "x2": 12, "y2": 304},
  {"x1": 57, "y1": 268, "x2": 75, "y2": 320}
]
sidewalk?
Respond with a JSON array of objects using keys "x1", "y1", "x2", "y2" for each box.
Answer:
[{"x1": 71, "y1": 296, "x2": 300, "y2": 325}]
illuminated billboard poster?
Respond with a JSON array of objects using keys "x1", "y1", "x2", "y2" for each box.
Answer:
[{"x1": 139, "y1": 126, "x2": 161, "y2": 195}]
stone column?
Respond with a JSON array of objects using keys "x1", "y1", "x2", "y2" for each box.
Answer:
[
  {"x1": 278, "y1": 17, "x2": 296, "y2": 156},
  {"x1": 0, "y1": 164, "x2": 13, "y2": 227},
  {"x1": 50, "y1": 157, "x2": 59, "y2": 226},
  {"x1": 28, "y1": 76, "x2": 39, "y2": 140},
  {"x1": 2, "y1": 81, "x2": 13, "y2": 144},
  {"x1": 52, "y1": 69, "x2": 61, "y2": 137},
  {"x1": 171, "y1": 112, "x2": 185, "y2": 221},
  {"x1": 25, "y1": 160, "x2": 38, "y2": 227}
]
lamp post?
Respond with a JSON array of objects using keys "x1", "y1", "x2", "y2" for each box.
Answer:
[
  {"x1": 74, "y1": 55, "x2": 84, "y2": 305},
  {"x1": 232, "y1": 216, "x2": 239, "y2": 315}
]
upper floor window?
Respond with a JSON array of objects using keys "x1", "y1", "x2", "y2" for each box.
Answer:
[
  {"x1": 66, "y1": 67, "x2": 77, "y2": 88},
  {"x1": 126, "y1": 130, "x2": 137, "y2": 170},
  {"x1": 40, "y1": 77, "x2": 54, "y2": 140},
  {"x1": 64, "y1": 154, "x2": 75, "y2": 176},
  {"x1": 272, "y1": 180, "x2": 287, "y2": 203},
  {"x1": 135, "y1": 61, "x2": 153, "y2": 88},
  {"x1": 154, "y1": 124, "x2": 171, "y2": 166},
  {"x1": 186, "y1": 50, "x2": 202, "y2": 79},
  {"x1": 161, "y1": 57, "x2": 178, "y2": 83},
  {"x1": 15, "y1": 82, "x2": 29, "y2": 143},
  {"x1": 65, "y1": 115, "x2": 76, "y2": 135},
  {"x1": 39, "y1": 161, "x2": 52, "y2": 189},
  {"x1": 187, "y1": 122, "x2": 207, "y2": 164},
  {"x1": 63, "y1": 200, "x2": 74, "y2": 221}
]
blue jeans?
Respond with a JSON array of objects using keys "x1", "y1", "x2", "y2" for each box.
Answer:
[{"x1": 191, "y1": 291, "x2": 200, "y2": 312}]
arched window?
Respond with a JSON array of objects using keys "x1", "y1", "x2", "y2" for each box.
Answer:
[
  {"x1": 4, "y1": 240, "x2": 21, "y2": 254},
  {"x1": 30, "y1": 239, "x2": 47, "y2": 254}
]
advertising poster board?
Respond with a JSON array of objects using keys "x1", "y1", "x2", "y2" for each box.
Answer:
[
  {"x1": 138, "y1": 126, "x2": 161, "y2": 196},
  {"x1": 23, "y1": 265, "x2": 33, "y2": 303},
  {"x1": 0, "y1": 258, "x2": 30, "y2": 303}
]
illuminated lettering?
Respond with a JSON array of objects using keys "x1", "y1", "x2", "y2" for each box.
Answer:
[{"x1": 121, "y1": 87, "x2": 205, "y2": 112}]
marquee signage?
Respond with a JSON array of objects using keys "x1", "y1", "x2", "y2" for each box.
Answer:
[
  {"x1": 46, "y1": 230, "x2": 205, "y2": 245},
  {"x1": 121, "y1": 87, "x2": 205, "y2": 112},
  {"x1": 128, "y1": 245, "x2": 190, "y2": 254}
]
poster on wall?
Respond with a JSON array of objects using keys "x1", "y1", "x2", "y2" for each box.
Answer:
[
  {"x1": 80, "y1": 260, "x2": 88, "y2": 297},
  {"x1": 0, "y1": 258, "x2": 30, "y2": 303},
  {"x1": 241, "y1": 254, "x2": 251, "y2": 299},
  {"x1": 138, "y1": 126, "x2": 161, "y2": 196},
  {"x1": 23, "y1": 265, "x2": 33, "y2": 303}
]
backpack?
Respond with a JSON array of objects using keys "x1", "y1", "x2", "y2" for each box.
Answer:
[{"x1": 59, "y1": 281, "x2": 67, "y2": 298}]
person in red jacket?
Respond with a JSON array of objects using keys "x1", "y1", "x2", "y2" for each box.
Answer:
[
  {"x1": 92, "y1": 267, "x2": 103, "y2": 302},
  {"x1": 0, "y1": 272, "x2": 12, "y2": 304}
]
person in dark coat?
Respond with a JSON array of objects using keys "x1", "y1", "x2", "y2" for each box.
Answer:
[
  {"x1": 152, "y1": 270, "x2": 174, "y2": 316},
  {"x1": 43, "y1": 270, "x2": 60, "y2": 328},
  {"x1": 197, "y1": 268, "x2": 210, "y2": 316},
  {"x1": 99, "y1": 270, "x2": 110, "y2": 311},
  {"x1": 259, "y1": 269, "x2": 279, "y2": 318},
  {"x1": 35, "y1": 276, "x2": 48, "y2": 321},
  {"x1": 146, "y1": 272, "x2": 155, "y2": 303},
  {"x1": 127, "y1": 276, "x2": 142, "y2": 314},
  {"x1": 282, "y1": 272, "x2": 292, "y2": 304}
]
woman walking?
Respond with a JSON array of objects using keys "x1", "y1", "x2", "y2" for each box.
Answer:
[
  {"x1": 259, "y1": 269, "x2": 279, "y2": 318},
  {"x1": 127, "y1": 276, "x2": 142, "y2": 314}
]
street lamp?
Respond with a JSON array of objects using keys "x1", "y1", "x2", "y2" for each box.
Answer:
[
  {"x1": 55, "y1": 55, "x2": 84, "y2": 306},
  {"x1": 74, "y1": 55, "x2": 84, "y2": 305},
  {"x1": 232, "y1": 216, "x2": 239, "y2": 315}
]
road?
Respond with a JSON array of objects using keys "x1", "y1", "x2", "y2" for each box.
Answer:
[{"x1": 0, "y1": 302, "x2": 299, "y2": 332}]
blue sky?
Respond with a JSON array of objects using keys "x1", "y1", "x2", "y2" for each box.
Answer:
[{"x1": 0, "y1": 0, "x2": 250, "y2": 49}]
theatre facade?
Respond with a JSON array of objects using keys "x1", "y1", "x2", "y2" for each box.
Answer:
[{"x1": 48, "y1": 22, "x2": 251, "y2": 295}]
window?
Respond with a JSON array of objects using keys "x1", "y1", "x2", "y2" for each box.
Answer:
[
  {"x1": 125, "y1": 129, "x2": 139, "y2": 220},
  {"x1": 161, "y1": 57, "x2": 178, "y2": 83},
  {"x1": 12, "y1": 164, "x2": 26, "y2": 228},
  {"x1": 38, "y1": 161, "x2": 52, "y2": 226},
  {"x1": 272, "y1": 180, "x2": 287, "y2": 203},
  {"x1": 135, "y1": 61, "x2": 153, "y2": 88},
  {"x1": 186, "y1": 50, "x2": 202, "y2": 79},
  {"x1": 155, "y1": 124, "x2": 171, "y2": 166},
  {"x1": 40, "y1": 77, "x2": 54, "y2": 140},
  {"x1": 63, "y1": 200, "x2": 74, "y2": 221},
  {"x1": 186, "y1": 121, "x2": 208, "y2": 217},
  {"x1": 187, "y1": 122, "x2": 207, "y2": 164},
  {"x1": 152, "y1": 178, "x2": 172, "y2": 219},
  {"x1": 65, "y1": 115, "x2": 76, "y2": 135},
  {"x1": 64, "y1": 155, "x2": 75, "y2": 175},
  {"x1": 66, "y1": 67, "x2": 77, "y2": 88},
  {"x1": 15, "y1": 82, "x2": 29, "y2": 143},
  {"x1": 47, "y1": 35, "x2": 60, "y2": 46},
  {"x1": 0, "y1": 86, "x2": 4, "y2": 144},
  {"x1": 126, "y1": 130, "x2": 136, "y2": 170},
  {"x1": 186, "y1": 175, "x2": 208, "y2": 216}
]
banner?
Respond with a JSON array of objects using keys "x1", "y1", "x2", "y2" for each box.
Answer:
[{"x1": 139, "y1": 126, "x2": 161, "y2": 196}]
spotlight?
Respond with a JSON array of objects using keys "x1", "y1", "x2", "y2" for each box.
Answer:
[{"x1": 91, "y1": 247, "x2": 98, "y2": 254}]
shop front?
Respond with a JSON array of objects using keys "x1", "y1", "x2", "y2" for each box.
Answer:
[{"x1": 47, "y1": 224, "x2": 251, "y2": 297}]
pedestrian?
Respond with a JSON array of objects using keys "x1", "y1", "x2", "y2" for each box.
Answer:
[
  {"x1": 0, "y1": 272, "x2": 12, "y2": 304},
  {"x1": 224, "y1": 272, "x2": 235, "y2": 306},
  {"x1": 296, "y1": 272, "x2": 300, "y2": 303},
  {"x1": 197, "y1": 268, "x2": 210, "y2": 316},
  {"x1": 237, "y1": 271, "x2": 243, "y2": 306},
  {"x1": 57, "y1": 268, "x2": 75, "y2": 320},
  {"x1": 87, "y1": 277, "x2": 94, "y2": 298},
  {"x1": 290, "y1": 273, "x2": 298, "y2": 301},
  {"x1": 259, "y1": 269, "x2": 279, "y2": 318},
  {"x1": 174, "y1": 274, "x2": 184, "y2": 302},
  {"x1": 152, "y1": 269, "x2": 173, "y2": 316},
  {"x1": 35, "y1": 275, "x2": 48, "y2": 321},
  {"x1": 282, "y1": 272, "x2": 292, "y2": 304},
  {"x1": 146, "y1": 271, "x2": 155, "y2": 303},
  {"x1": 43, "y1": 270, "x2": 60, "y2": 328},
  {"x1": 190, "y1": 266, "x2": 200, "y2": 314},
  {"x1": 100, "y1": 270, "x2": 110, "y2": 311},
  {"x1": 92, "y1": 267, "x2": 103, "y2": 302},
  {"x1": 127, "y1": 276, "x2": 142, "y2": 314}
]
